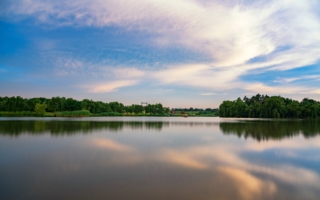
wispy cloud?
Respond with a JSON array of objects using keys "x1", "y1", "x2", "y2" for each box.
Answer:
[
  {"x1": 105, "y1": 67, "x2": 145, "y2": 78},
  {"x1": 5, "y1": 0, "x2": 320, "y2": 66},
  {"x1": 83, "y1": 80, "x2": 138, "y2": 93},
  {"x1": 273, "y1": 75, "x2": 320, "y2": 83},
  {"x1": 151, "y1": 64, "x2": 242, "y2": 90},
  {"x1": 2, "y1": 0, "x2": 320, "y2": 100},
  {"x1": 200, "y1": 92, "x2": 216, "y2": 96},
  {"x1": 243, "y1": 82, "x2": 320, "y2": 95}
]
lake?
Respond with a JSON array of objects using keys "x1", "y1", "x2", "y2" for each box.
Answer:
[{"x1": 1, "y1": 117, "x2": 320, "y2": 200}]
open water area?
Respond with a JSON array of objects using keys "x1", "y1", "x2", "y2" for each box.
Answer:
[{"x1": 1, "y1": 117, "x2": 320, "y2": 200}]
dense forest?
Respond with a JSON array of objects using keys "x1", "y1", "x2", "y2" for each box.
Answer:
[
  {"x1": 2, "y1": 94, "x2": 319, "y2": 118},
  {"x1": 171, "y1": 107, "x2": 219, "y2": 116},
  {"x1": 0, "y1": 96, "x2": 169, "y2": 116},
  {"x1": 219, "y1": 94, "x2": 320, "y2": 118}
]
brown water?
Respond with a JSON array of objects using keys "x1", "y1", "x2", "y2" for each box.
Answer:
[{"x1": 1, "y1": 117, "x2": 320, "y2": 200}]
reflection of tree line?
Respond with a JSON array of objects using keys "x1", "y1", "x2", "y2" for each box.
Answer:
[
  {"x1": 2, "y1": 120, "x2": 319, "y2": 140},
  {"x1": 220, "y1": 120, "x2": 320, "y2": 141},
  {"x1": 0, "y1": 121, "x2": 170, "y2": 136}
]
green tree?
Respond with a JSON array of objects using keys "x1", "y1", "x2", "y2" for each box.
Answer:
[
  {"x1": 47, "y1": 97, "x2": 64, "y2": 112},
  {"x1": 63, "y1": 98, "x2": 82, "y2": 111},
  {"x1": 35, "y1": 103, "x2": 46, "y2": 115},
  {"x1": 219, "y1": 94, "x2": 319, "y2": 119}
]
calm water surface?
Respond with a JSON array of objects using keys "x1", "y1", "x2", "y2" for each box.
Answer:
[{"x1": 1, "y1": 117, "x2": 320, "y2": 200}]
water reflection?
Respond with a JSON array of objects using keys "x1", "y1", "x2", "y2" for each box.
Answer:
[
  {"x1": 1, "y1": 118, "x2": 320, "y2": 200},
  {"x1": 1, "y1": 119, "x2": 320, "y2": 141},
  {"x1": 0, "y1": 120, "x2": 170, "y2": 136},
  {"x1": 220, "y1": 120, "x2": 320, "y2": 141}
]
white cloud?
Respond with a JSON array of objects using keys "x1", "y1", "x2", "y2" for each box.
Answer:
[
  {"x1": 6, "y1": 0, "x2": 320, "y2": 66},
  {"x1": 109, "y1": 67, "x2": 145, "y2": 78},
  {"x1": 83, "y1": 80, "x2": 138, "y2": 93},
  {"x1": 152, "y1": 64, "x2": 242, "y2": 89},
  {"x1": 200, "y1": 92, "x2": 216, "y2": 96},
  {"x1": 312, "y1": 89, "x2": 320, "y2": 94},
  {"x1": 150, "y1": 63, "x2": 320, "y2": 95},
  {"x1": 273, "y1": 75, "x2": 320, "y2": 83},
  {"x1": 242, "y1": 83, "x2": 314, "y2": 95},
  {"x1": 3, "y1": 0, "x2": 320, "y2": 97},
  {"x1": 53, "y1": 57, "x2": 85, "y2": 76}
]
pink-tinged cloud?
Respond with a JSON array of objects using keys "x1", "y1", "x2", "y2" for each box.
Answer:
[{"x1": 83, "y1": 80, "x2": 138, "y2": 93}]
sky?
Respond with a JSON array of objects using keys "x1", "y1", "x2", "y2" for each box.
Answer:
[{"x1": 0, "y1": 0, "x2": 320, "y2": 108}]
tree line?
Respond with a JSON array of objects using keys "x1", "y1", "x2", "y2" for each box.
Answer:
[
  {"x1": 171, "y1": 108, "x2": 219, "y2": 116},
  {"x1": 0, "y1": 96, "x2": 169, "y2": 115},
  {"x1": 219, "y1": 94, "x2": 320, "y2": 118},
  {"x1": 220, "y1": 120, "x2": 320, "y2": 141}
]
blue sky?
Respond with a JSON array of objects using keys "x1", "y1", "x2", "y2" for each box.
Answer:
[{"x1": 1, "y1": 0, "x2": 320, "y2": 108}]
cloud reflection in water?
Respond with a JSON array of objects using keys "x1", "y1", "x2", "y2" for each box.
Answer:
[{"x1": 1, "y1": 118, "x2": 320, "y2": 199}]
